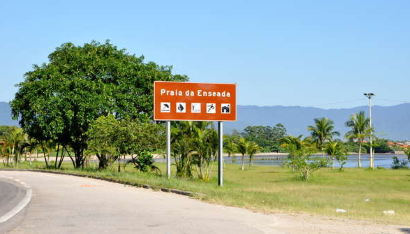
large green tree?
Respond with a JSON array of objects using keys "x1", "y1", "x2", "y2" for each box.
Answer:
[
  {"x1": 242, "y1": 124, "x2": 286, "y2": 152},
  {"x1": 86, "y1": 115, "x2": 120, "y2": 170},
  {"x1": 11, "y1": 41, "x2": 187, "y2": 168}
]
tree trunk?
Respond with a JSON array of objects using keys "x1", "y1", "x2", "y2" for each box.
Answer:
[
  {"x1": 118, "y1": 157, "x2": 121, "y2": 173},
  {"x1": 12, "y1": 146, "x2": 15, "y2": 167},
  {"x1": 43, "y1": 150, "x2": 49, "y2": 168},
  {"x1": 331, "y1": 155, "x2": 334, "y2": 170},
  {"x1": 97, "y1": 154, "x2": 108, "y2": 169},
  {"x1": 358, "y1": 143, "x2": 362, "y2": 168},
  {"x1": 57, "y1": 147, "x2": 65, "y2": 169},
  {"x1": 123, "y1": 155, "x2": 127, "y2": 171},
  {"x1": 64, "y1": 147, "x2": 75, "y2": 167},
  {"x1": 241, "y1": 154, "x2": 245, "y2": 171},
  {"x1": 199, "y1": 157, "x2": 204, "y2": 179},
  {"x1": 72, "y1": 145, "x2": 84, "y2": 169},
  {"x1": 54, "y1": 143, "x2": 60, "y2": 168}
]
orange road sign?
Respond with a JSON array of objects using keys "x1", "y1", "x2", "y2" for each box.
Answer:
[{"x1": 154, "y1": 81, "x2": 237, "y2": 121}]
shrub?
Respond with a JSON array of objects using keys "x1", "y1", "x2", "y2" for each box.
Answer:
[
  {"x1": 336, "y1": 153, "x2": 348, "y2": 171},
  {"x1": 286, "y1": 154, "x2": 328, "y2": 180},
  {"x1": 281, "y1": 136, "x2": 328, "y2": 181},
  {"x1": 391, "y1": 156, "x2": 409, "y2": 169},
  {"x1": 127, "y1": 151, "x2": 160, "y2": 173}
]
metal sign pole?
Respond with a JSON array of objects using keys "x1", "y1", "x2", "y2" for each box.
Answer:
[
  {"x1": 166, "y1": 121, "x2": 171, "y2": 179},
  {"x1": 218, "y1": 121, "x2": 223, "y2": 186}
]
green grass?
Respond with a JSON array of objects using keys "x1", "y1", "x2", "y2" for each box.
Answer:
[{"x1": 1, "y1": 160, "x2": 410, "y2": 225}]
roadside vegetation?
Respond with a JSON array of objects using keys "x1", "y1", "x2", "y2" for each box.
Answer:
[
  {"x1": 1, "y1": 161, "x2": 409, "y2": 225},
  {"x1": 1, "y1": 40, "x2": 409, "y2": 226}
]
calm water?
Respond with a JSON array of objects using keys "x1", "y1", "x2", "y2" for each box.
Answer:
[{"x1": 224, "y1": 154, "x2": 408, "y2": 168}]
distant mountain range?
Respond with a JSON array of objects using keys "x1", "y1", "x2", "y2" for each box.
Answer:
[
  {"x1": 0, "y1": 102, "x2": 18, "y2": 126},
  {"x1": 225, "y1": 104, "x2": 410, "y2": 141},
  {"x1": 1, "y1": 101, "x2": 409, "y2": 140}
]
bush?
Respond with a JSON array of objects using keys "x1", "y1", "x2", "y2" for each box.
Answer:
[
  {"x1": 363, "y1": 139, "x2": 394, "y2": 153},
  {"x1": 127, "y1": 151, "x2": 160, "y2": 173},
  {"x1": 286, "y1": 155, "x2": 328, "y2": 180},
  {"x1": 336, "y1": 153, "x2": 348, "y2": 171},
  {"x1": 391, "y1": 156, "x2": 409, "y2": 169},
  {"x1": 282, "y1": 136, "x2": 328, "y2": 181}
]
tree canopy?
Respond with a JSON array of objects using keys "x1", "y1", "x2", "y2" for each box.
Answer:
[
  {"x1": 11, "y1": 40, "x2": 187, "y2": 168},
  {"x1": 308, "y1": 118, "x2": 340, "y2": 155},
  {"x1": 87, "y1": 115, "x2": 165, "y2": 170},
  {"x1": 241, "y1": 124, "x2": 286, "y2": 152}
]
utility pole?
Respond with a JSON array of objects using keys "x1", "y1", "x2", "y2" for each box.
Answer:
[{"x1": 364, "y1": 93, "x2": 375, "y2": 169}]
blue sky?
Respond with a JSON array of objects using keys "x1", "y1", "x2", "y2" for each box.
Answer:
[{"x1": 1, "y1": 0, "x2": 409, "y2": 108}]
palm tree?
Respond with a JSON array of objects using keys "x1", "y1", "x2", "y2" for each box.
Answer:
[
  {"x1": 279, "y1": 135, "x2": 303, "y2": 149},
  {"x1": 237, "y1": 138, "x2": 249, "y2": 171},
  {"x1": 5, "y1": 128, "x2": 25, "y2": 167},
  {"x1": 345, "y1": 111, "x2": 372, "y2": 168},
  {"x1": 224, "y1": 136, "x2": 237, "y2": 163},
  {"x1": 0, "y1": 141, "x2": 9, "y2": 166},
  {"x1": 280, "y1": 135, "x2": 310, "y2": 152},
  {"x1": 308, "y1": 118, "x2": 340, "y2": 157},
  {"x1": 193, "y1": 127, "x2": 216, "y2": 181},
  {"x1": 171, "y1": 121, "x2": 195, "y2": 177},
  {"x1": 324, "y1": 141, "x2": 346, "y2": 169},
  {"x1": 171, "y1": 121, "x2": 213, "y2": 178},
  {"x1": 247, "y1": 142, "x2": 260, "y2": 170}
]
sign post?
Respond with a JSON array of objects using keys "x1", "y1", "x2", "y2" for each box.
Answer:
[
  {"x1": 218, "y1": 121, "x2": 223, "y2": 186},
  {"x1": 154, "y1": 81, "x2": 236, "y2": 186},
  {"x1": 166, "y1": 121, "x2": 171, "y2": 179}
]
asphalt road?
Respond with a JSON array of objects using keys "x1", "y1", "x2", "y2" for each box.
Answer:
[
  {"x1": 0, "y1": 176, "x2": 29, "y2": 234},
  {"x1": 0, "y1": 179, "x2": 26, "y2": 219},
  {"x1": 0, "y1": 171, "x2": 408, "y2": 234},
  {"x1": 0, "y1": 171, "x2": 277, "y2": 234}
]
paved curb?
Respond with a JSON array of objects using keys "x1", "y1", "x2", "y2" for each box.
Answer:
[
  {"x1": 0, "y1": 169, "x2": 194, "y2": 197},
  {"x1": 0, "y1": 175, "x2": 33, "y2": 224}
]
